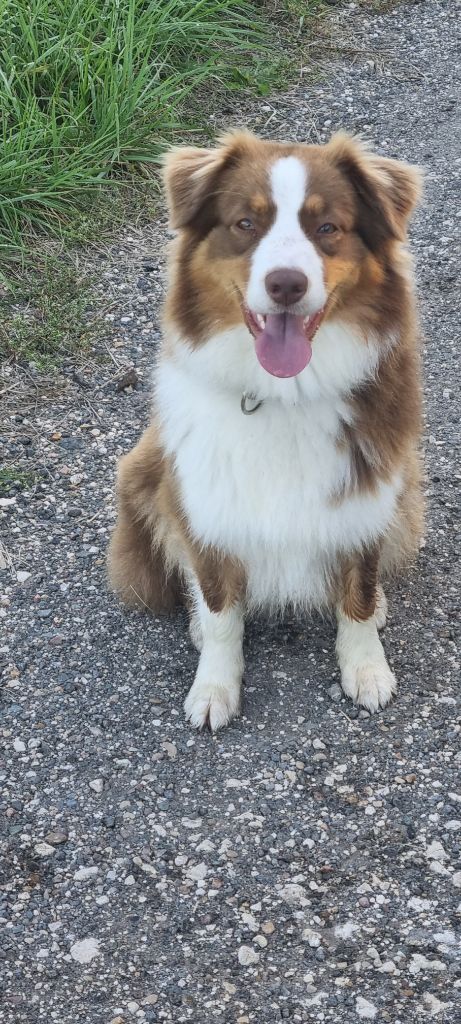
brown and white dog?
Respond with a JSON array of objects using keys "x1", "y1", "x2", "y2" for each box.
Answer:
[{"x1": 108, "y1": 131, "x2": 424, "y2": 730}]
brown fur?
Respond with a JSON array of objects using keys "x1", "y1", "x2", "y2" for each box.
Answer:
[
  {"x1": 380, "y1": 450, "x2": 424, "y2": 572},
  {"x1": 108, "y1": 423, "x2": 245, "y2": 616},
  {"x1": 107, "y1": 427, "x2": 182, "y2": 612},
  {"x1": 339, "y1": 546, "x2": 380, "y2": 621},
  {"x1": 305, "y1": 193, "x2": 326, "y2": 216},
  {"x1": 188, "y1": 546, "x2": 245, "y2": 615}
]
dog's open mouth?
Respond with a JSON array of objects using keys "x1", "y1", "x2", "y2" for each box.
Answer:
[{"x1": 242, "y1": 306, "x2": 325, "y2": 378}]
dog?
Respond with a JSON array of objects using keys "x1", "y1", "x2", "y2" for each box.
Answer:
[{"x1": 108, "y1": 130, "x2": 424, "y2": 731}]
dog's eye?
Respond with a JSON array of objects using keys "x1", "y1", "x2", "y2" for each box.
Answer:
[
  {"x1": 236, "y1": 218, "x2": 254, "y2": 231},
  {"x1": 317, "y1": 223, "x2": 338, "y2": 234}
]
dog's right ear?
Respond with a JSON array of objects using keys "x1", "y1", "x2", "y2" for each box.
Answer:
[
  {"x1": 162, "y1": 146, "x2": 228, "y2": 230},
  {"x1": 162, "y1": 132, "x2": 254, "y2": 230}
]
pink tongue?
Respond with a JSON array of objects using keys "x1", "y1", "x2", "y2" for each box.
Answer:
[{"x1": 255, "y1": 313, "x2": 312, "y2": 378}]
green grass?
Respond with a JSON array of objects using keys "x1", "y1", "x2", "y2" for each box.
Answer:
[
  {"x1": 0, "y1": 468, "x2": 38, "y2": 495},
  {"x1": 0, "y1": 0, "x2": 324, "y2": 364},
  {"x1": 0, "y1": 258, "x2": 99, "y2": 365},
  {"x1": 0, "y1": 0, "x2": 275, "y2": 267}
]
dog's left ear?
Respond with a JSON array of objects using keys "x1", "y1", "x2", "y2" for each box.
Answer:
[{"x1": 326, "y1": 133, "x2": 423, "y2": 251}]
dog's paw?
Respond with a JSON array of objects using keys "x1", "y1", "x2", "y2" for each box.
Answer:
[
  {"x1": 184, "y1": 677, "x2": 241, "y2": 731},
  {"x1": 374, "y1": 585, "x2": 388, "y2": 630},
  {"x1": 341, "y1": 660, "x2": 397, "y2": 713}
]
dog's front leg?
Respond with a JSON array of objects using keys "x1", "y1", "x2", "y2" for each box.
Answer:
[
  {"x1": 335, "y1": 547, "x2": 396, "y2": 713},
  {"x1": 184, "y1": 552, "x2": 245, "y2": 731}
]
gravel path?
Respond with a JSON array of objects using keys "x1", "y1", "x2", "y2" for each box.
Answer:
[{"x1": 1, "y1": 2, "x2": 460, "y2": 1022}]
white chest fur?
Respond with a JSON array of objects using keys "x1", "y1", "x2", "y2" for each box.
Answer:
[{"x1": 156, "y1": 323, "x2": 400, "y2": 610}]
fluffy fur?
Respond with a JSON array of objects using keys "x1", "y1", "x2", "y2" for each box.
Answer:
[{"x1": 108, "y1": 130, "x2": 424, "y2": 729}]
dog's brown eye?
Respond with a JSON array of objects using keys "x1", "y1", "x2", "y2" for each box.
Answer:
[
  {"x1": 236, "y1": 218, "x2": 254, "y2": 231},
  {"x1": 317, "y1": 223, "x2": 338, "y2": 234}
]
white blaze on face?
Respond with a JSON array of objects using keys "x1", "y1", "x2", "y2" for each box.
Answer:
[{"x1": 246, "y1": 156, "x2": 327, "y2": 316}]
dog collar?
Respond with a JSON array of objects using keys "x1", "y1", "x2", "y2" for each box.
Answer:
[{"x1": 241, "y1": 391, "x2": 263, "y2": 416}]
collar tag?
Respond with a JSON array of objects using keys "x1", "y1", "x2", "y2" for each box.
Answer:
[{"x1": 241, "y1": 391, "x2": 263, "y2": 416}]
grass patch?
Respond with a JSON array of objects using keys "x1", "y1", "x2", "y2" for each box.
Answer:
[
  {"x1": 0, "y1": 0, "x2": 325, "y2": 364},
  {"x1": 0, "y1": 469, "x2": 38, "y2": 495},
  {"x1": 0, "y1": 258, "x2": 100, "y2": 366},
  {"x1": 1, "y1": 0, "x2": 275, "y2": 268},
  {"x1": 0, "y1": 176, "x2": 166, "y2": 364}
]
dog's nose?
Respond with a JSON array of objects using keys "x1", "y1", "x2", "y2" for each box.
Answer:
[{"x1": 265, "y1": 269, "x2": 308, "y2": 306}]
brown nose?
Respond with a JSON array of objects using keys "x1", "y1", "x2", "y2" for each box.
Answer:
[{"x1": 265, "y1": 269, "x2": 308, "y2": 306}]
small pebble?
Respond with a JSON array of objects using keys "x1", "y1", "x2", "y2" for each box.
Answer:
[
  {"x1": 74, "y1": 866, "x2": 99, "y2": 881},
  {"x1": 238, "y1": 945, "x2": 260, "y2": 966},
  {"x1": 70, "y1": 937, "x2": 100, "y2": 963},
  {"x1": 45, "y1": 830, "x2": 68, "y2": 846},
  {"x1": 34, "y1": 842, "x2": 55, "y2": 857},
  {"x1": 356, "y1": 996, "x2": 377, "y2": 1019}
]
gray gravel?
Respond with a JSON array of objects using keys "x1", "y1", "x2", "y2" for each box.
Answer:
[{"x1": 1, "y1": 1, "x2": 460, "y2": 1021}]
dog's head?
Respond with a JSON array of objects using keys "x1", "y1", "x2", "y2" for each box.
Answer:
[{"x1": 163, "y1": 132, "x2": 421, "y2": 378}]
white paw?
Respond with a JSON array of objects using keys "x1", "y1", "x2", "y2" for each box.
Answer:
[
  {"x1": 188, "y1": 613, "x2": 203, "y2": 652},
  {"x1": 341, "y1": 660, "x2": 397, "y2": 713},
  {"x1": 184, "y1": 677, "x2": 241, "y2": 731},
  {"x1": 374, "y1": 585, "x2": 388, "y2": 630}
]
